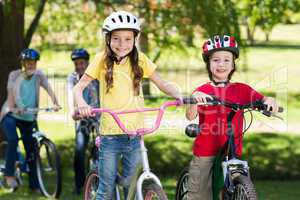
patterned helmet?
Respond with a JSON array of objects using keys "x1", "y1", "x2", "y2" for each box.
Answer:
[
  {"x1": 20, "y1": 48, "x2": 40, "y2": 61},
  {"x1": 202, "y1": 35, "x2": 239, "y2": 62},
  {"x1": 102, "y1": 11, "x2": 141, "y2": 35},
  {"x1": 71, "y1": 48, "x2": 90, "y2": 61}
]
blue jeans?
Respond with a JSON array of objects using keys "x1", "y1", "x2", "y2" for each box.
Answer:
[
  {"x1": 73, "y1": 119, "x2": 91, "y2": 190},
  {"x1": 1, "y1": 113, "x2": 39, "y2": 189},
  {"x1": 96, "y1": 135, "x2": 142, "y2": 200}
]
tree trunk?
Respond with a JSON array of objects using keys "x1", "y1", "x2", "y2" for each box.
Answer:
[
  {"x1": 0, "y1": 0, "x2": 25, "y2": 108},
  {"x1": 265, "y1": 32, "x2": 270, "y2": 42},
  {"x1": 139, "y1": 32, "x2": 151, "y2": 98},
  {"x1": 246, "y1": 23, "x2": 255, "y2": 45},
  {"x1": 24, "y1": 0, "x2": 47, "y2": 48},
  {"x1": 0, "y1": 0, "x2": 25, "y2": 137}
]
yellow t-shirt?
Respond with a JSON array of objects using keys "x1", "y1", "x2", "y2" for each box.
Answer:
[{"x1": 85, "y1": 51, "x2": 157, "y2": 135}]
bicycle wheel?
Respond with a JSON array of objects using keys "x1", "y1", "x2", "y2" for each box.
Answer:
[
  {"x1": 36, "y1": 138, "x2": 62, "y2": 198},
  {"x1": 84, "y1": 170, "x2": 99, "y2": 200},
  {"x1": 142, "y1": 180, "x2": 168, "y2": 200},
  {"x1": 224, "y1": 174, "x2": 257, "y2": 200},
  {"x1": 175, "y1": 167, "x2": 189, "y2": 200}
]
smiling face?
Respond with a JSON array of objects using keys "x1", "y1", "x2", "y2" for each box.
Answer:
[
  {"x1": 73, "y1": 58, "x2": 88, "y2": 76},
  {"x1": 110, "y1": 30, "x2": 135, "y2": 60},
  {"x1": 209, "y1": 50, "x2": 234, "y2": 82},
  {"x1": 22, "y1": 60, "x2": 37, "y2": 77}
]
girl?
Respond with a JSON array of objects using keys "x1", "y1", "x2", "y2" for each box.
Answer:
[
  {"x1": 0, "y1": 48, "x2": 60, "y2": 192},
  {"x1": 186, "y1": 35, "x2": 279, "y2": 200},
  {"x1": 73, "y1": 11, "x2": 181, "y2": 199}
]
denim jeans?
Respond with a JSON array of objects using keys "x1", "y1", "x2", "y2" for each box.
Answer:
[
  {"x1": 73, "y1": 120, "x2": 90, "y2": 190},
  {"x1": 0, "y1": 113, "x2": 39, "y2": 189},
  {"x1": 96, "y1": 135, "x2": 141, "y2": 200}
]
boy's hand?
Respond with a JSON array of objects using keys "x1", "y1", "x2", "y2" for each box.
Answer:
[
  {"x1": 192, "y1": 91, "x2": 214, "y2": 104},
  {"x1": 263, "y1": 97, "x2": 279, "y2": 113}
]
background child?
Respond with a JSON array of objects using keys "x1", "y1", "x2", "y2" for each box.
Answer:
[
  {"x1": 73, "y1": 11, "x2": 181, "y2": 199},
  {"x1": 186, "y1": 35, "x2": 279, "y2": 200},
  {"x1": 0, "y1": 48, "x2": 60, "y2": 192},
  {"x1": 67, "y1": 48, "x2": 100, "y2": 194}
]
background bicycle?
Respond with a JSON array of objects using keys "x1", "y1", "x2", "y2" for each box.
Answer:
[
  {"x1": 0, "y1": 107, "x2": 62, "y2": 198},
  {"x1": 175, "y1": 98, "x2": 283, "y2": 200},
  {"x1": 83, "y1": 99, "x2": 194, "y2": 200}
]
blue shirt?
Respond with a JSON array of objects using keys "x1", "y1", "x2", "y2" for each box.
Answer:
[{"x1": 12, "y1": 75, "x2": 38, "y2": 121}]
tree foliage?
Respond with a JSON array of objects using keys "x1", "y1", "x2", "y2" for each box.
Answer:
[{"x1": 237, "y1": 0, "x2": 300, "y2": 43}]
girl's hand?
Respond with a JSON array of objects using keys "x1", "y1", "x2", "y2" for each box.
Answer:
[
  {"x1": 263, "y1": 97, "x2": 279, "y2": 113},
  {"x1": 76, "y1": 102, "x2": 94, "y2": 118},
  {"x1": 192, "y1": 91, "x2": 214, "y2": 104}
]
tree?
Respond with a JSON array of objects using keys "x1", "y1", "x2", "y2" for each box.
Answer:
[
  {"x1": 237, "y1": 0, "x2": 300, "y2": 44},
  {"x1": 0, "y1": 0, "x2": 47, "y2": 108}
]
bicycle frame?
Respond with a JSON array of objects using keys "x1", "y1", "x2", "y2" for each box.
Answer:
[
  {"x1": 175, "y1": 98, "x2": 283, "y2": 200},
  {"x1": 91, "y1": 100, "x2": 182, "y2": 200}
]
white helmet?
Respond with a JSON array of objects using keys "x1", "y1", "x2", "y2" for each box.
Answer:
[{"x1": 102, "y1": 11, "x2": 141, "y2": 34}]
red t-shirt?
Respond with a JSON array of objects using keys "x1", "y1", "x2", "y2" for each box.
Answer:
[{"x1": 192, "y1": 82, "x2": 264, "y2": 157}]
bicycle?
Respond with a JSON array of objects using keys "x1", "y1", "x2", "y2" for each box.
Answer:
[
  {"x1": 83, "y1": 99, "x2": 194, "y2": 200},
  {"x1": 175, "y1": 98, "x2": 283, "y2": 200},
  {"x1": 0, "y1": 107, "x2": 62, "y2": 198},
  {"x1": 77, "y1": 117, "x2": 100, "y2": 175}
]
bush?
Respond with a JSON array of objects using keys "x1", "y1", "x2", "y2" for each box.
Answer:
[{"x1": 145, "y1": 133, "x2": 300, "y2": 180}]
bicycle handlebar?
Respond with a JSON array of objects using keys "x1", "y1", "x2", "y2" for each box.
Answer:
[
  {"x1": 85, "y1": 96, "x2": 283, "y2": 136},
  {"x1": 182, "y1": 97, "x2": 283, "y2": 117},
  {"x1": 91, "y1": 99, "x2": 184, "y2": 136},
  {"x1": 23, "y1": 107, "x2": 62, "y2": 114}
]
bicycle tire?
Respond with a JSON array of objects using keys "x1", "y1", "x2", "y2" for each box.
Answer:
[
  {"x1": 83, "y1": 170, "x2": 99, "y2": 200},
  {"x1": 142, "y1": 180, "x2": 168, "y2": 200},
  {"x1": 224, "y1": 174, "x2": 257, "y2": 200},
  {"x1": 36, "y1": 138, "x2": 62, "y2": 198},
  {"x1": 175, "y1": 166, "x2": 189, "y2": 200}
]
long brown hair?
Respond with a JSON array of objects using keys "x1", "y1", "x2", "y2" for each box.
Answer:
[{"x1": 104, "y1": 33, "x2": 143, "y2": 95}]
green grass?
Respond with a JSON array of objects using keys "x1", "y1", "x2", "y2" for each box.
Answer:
[
  {"x1": 1, "y1": 176, "x2": 300, "y2": 199},
  {"x1": 1, "y1": 119, "x2": 300, "y2": 199}
]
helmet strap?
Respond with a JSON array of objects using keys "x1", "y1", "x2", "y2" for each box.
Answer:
[{"x1": 212, "y1": 79, "x2": 229, "y2": 86}]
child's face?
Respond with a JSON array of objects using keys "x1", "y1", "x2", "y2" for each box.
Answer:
[
  {"x1": 110, "y1": 30, "x2": 135, "y2": 59},
  {"x1": 22, "y1": 60, "x2": 37, "y2": 76},
  {"x1": 209, "y1": 51, "x2": 234, "y2": 82},
  {"x1": 73, "y1": 58, "x2": 88, "y2": 76}
]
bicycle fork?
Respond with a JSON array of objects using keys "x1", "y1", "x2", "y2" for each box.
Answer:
[
  {"x1": 127, "y1": 136, "x2": 163, "y2": 200},
  {"x1": 222, "y1": 157, "x2": 250, "y2": 194}
]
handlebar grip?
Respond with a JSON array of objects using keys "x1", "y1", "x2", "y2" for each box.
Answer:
[{"x1": 182, "y1": 97, "x2": 198, "y2": 104}]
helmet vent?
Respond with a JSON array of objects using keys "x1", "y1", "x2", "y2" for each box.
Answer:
[
  {"x1": 127, "y1": 15, "x2": 130, "y2": 23},
  {"x1": 111, "y1": 18, "x2": 116, "y2": 23},
  {"x1": 118, "y1": 15, "x2": 123, "y2": 22},
  {"x1": 134, "y1": 18, "x2": 137, "y2": 23}
]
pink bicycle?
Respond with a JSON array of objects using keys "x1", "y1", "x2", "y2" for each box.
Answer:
[{"x1": 83, "y1": 99, "x2": 191, "y2": 200}]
